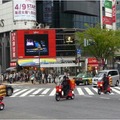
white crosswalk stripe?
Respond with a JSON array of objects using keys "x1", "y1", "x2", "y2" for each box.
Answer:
[
  {"x1": 11, "y1": 89, "x2": 28, "y2": 97},
  {"x1": 49, "y1": 88, "x2": 56, "y2": 96},
  {"x1": 10, "y1": 86, "x2": 120, "y2": 97},
  {"x1": 84, "y1": 88, "x2": 94, "y2": 95},
  {"x1": 76, "y1": 88, "x2": 84, "y2": 95},
  {"x1": 41, "y1": 88, "x2": 50, "y2": 95},
  {"x1": 111, "y1": 88, "x2": 120, "y2": 94},
  {"x1": 19, "y1": 89, "x2": 36, "y2": 97},
  {"x1": 29, "y1": 88, "x2": 43, "y2": 97}
]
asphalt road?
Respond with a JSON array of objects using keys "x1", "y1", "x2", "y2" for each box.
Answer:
[{"x1": 1, "y1": 84, "x2": 120, "y2": 120}]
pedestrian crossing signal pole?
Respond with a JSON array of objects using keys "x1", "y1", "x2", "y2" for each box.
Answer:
[{"x1": 38, "y1": 45, "x2": 42, "y2": 84}]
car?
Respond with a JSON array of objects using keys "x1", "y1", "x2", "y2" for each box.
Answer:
[
  {"x1": 73, "y1": 72, "x2": 93, "y2": 85},
  {"x1": 0, "y1": 84, "x2": 14, "y2": 96},
  {"x1": 92, "y1": 69, "x2": 120, "y2": 87}
]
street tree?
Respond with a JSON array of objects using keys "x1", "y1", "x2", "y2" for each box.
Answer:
[{"x1": 75, "y1": 24, "x2": 120, "y2": 69}]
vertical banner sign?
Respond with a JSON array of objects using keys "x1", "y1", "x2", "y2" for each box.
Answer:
[
  {"x1": 11, "y1": 32, "x2": 17, "y2": 60},
  {"x1": 104, "y1": 0, "x2": 112, "y2": 9},
  {"x1": 13, "y1": 0, "x2": 36, "y2": 21},
  {"x1": 112, "y1": 0, "x2": 116, "y2": 22},
  {"x1": 102, "y1": 16, "x2": 112, "y2": 25},
  {"x1": 43, "y1": 0, "x2": 53, "y2": 23}
]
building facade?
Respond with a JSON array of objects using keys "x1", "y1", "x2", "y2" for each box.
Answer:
[{"x1": 0, "y1": 0, "x2": 100, "y2": 74}]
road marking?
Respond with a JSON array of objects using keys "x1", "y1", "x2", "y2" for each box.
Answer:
[
  {"x1": 100, "y1": 97, "x2": 110, "y2": 99},
  {"x1": 49, "y1": 88, "x2": 56, "y2": 96},
  {"x1": 29, "y1": 88, "x2": 43, "y2": 96},
  {"x1": 92, "y1": 87, "x2": 98, "y2": 93},
  {"x1": 114, "y1": 87, "x2": 120, "y2": 90},
  {"x1": 111, "y1": 88, "x2": 120, "y2": 94},
  {"x1": 41, "y1": 88, "x2": 50, "y2": 95},
  {"x1": 11, "y1": 86, "x2": 120, "y2": 97},
  {"x1": 19, "y1": 89, "x2": 36, "y2": 97},
  {"x1": 84, "y1": 87, "x2": 94, "y2": 95},
  {"x1": 13, "y1": 89, "x2": 21, "y2": 93},
  {"x1": 11, "y1": 89, "x2": 28, "y2": 97},
  {"x1": 76, "y1": 88, "x2": 84, "y2": 95}
]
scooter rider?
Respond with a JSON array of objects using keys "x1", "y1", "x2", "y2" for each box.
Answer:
[
  {"x1": 103, "y1": 74, "x2": 109, "y2": 91},
  {"x1": 61, "y1": 75, "x2": 70, "y2": 96}
]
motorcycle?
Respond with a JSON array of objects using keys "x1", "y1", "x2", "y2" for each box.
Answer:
[
  {"x1": 0, "y1": 97, "x2": 4, "y2": 110},
  {"x1": 55, "y1": 79, "x2": 75, "y2": 101},
  {"x1": 97, "y1": 80, "x2": 112, "y2": 95}
]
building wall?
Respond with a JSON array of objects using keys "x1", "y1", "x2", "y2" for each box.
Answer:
[
  {"x1": 63, "y1": 1, "x2": 99, "y2": 16},
  {"x1": 0, "y1": 1, "x2": 36, "y2": 33}
]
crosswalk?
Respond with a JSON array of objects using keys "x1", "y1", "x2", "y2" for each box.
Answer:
[{"x1": 10, "y1": 86, "x2": 120, "y2": 97}]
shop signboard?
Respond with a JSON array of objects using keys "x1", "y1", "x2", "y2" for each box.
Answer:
[{"x1": 10, "y1": 32, "x2": 17, "y2": 60}]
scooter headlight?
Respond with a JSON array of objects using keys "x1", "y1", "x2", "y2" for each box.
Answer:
[
  {"x1": 59, "y1": 89, "x2": 62, "y2": 92},
  {"x1": 100, "y1": 84, "x2": 103, "y2": 87}
]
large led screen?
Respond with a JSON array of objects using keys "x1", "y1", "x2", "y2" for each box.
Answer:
[{"x1": 25, "y1": 34, "x2": 48, "y2": 56}]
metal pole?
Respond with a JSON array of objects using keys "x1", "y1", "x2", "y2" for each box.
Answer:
[{"x1": 38, "y1": 47, "x2": 41, "y2": 84}]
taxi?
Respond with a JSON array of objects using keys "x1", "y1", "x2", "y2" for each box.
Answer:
[
  {"x1": 0, "y1": 84, "x2": 13, "y2": 97},
  {"x1": 73, "y1": 72, "x2": 93, "y2": 85}
]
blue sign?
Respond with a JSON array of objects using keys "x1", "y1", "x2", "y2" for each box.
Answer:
[{"x1": 77, "y1": 49, "x2": 81, "y2": 54}]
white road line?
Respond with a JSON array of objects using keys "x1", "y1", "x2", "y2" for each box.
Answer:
[
  {"x1": 32, "y1": 88, "x2": 43, "y2": 95},
  {"x1": 76, "y1": 88, "x2": 84, "y2": 95},
  {"x1": 92, "y1": 87, "x2": 98, "y2": 93},
  {"x1": 11, "y1": 89, "x2": 28, "y2": 97},
  {"x1": 114, "y1": 86, "x2": 120, "y2": 90},
  {"x1": 111, "y1": 88, "x2": 120, "y2": 94},
  {"x1": 41, "y1": 88, "x2": 50, "y2": 95},
  {"x1": 49, "y1": 88, "x2": 56, "y2": 96},
  {"x1": 13, "y1": 89, "x2": 21, "y2": 93},
  {"x1": 100, "y1": 97, "x2": 110, "y2": 99},
  {"x1": 19, "y1": 89, "x2": 36, "y2": 97},
  {"x1": 84, "y1": 88, "x2": 94, "y2": 95}
]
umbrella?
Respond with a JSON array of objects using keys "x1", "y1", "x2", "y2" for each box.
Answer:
[{"x1": 6, "y1": 67, "x2": 16, "y2": 71}]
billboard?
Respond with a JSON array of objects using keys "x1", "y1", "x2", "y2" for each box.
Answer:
[
  {"x1": 25, "y1": 34, "x2": 49, "y2": 56},
  {"x1": 13, "y1": 0, "x2": 36, "y2": 21},
  {"x1": 15, "y1": 29, "x2": 56, "y2": 59}
]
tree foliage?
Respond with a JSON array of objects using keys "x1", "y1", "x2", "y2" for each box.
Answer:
[{"x1": 75, "y1": 25, "x2": 120, "y2": 62}]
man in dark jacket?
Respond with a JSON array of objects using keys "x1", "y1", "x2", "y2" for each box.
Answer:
[
  {"x1": 61, "y1": 76, "x2": 70, "y2": 96},
  {"x1": 103, "y1": 74, "x2": 109, "y2": 91}
]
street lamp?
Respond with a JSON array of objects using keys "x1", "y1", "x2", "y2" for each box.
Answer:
[{"x1": 38, "y1": 44, "x2": 42, "y2": 84}]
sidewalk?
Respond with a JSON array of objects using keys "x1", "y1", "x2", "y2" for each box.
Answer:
[{"x1": 2, "y1": 76, "x2": 75, "y2": 86}]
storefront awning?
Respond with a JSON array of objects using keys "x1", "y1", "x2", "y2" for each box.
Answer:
[{"x1": 18, "y1": 58, "x2": 78, "y2": 67}]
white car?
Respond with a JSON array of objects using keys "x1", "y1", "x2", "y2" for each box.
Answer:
[
  {"x1": 92, "y1": 69, "x2": 120, "y2": 87},
  {"x1": 92, "y1": 73, "x2": 104, "y2": 87}
]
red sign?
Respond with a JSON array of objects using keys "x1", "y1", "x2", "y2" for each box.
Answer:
[
  {"x1": 10, "y1": 62, "x2": 17, "y2": 67},
  {"x1": 10, "y1": 32, "x2": 17, "y2": 60},
  {"x1": 16, "y1": 29, "x2": 56, "y2": 59},
  {"x1": 88, "y1": 58, "x2": 98, "y2": 64},
  {"x1": 102, "y1": 16, "x2": 112, "y2": 25},
  {"x1": 112, "y1": 5, "x2": 116, "y2": 22}
]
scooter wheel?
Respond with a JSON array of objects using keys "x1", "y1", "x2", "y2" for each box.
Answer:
[
  {"x1": 109, "y1": 89, "x2": 112, "y2": 93},
  {"x1": 98, "y1": 89, "x2": 101, "y2": 95},
  {"x1": 0, "y1": 104, "x2": 4, "y2": 110},
  {"x1": 55, "y1": 95, "x2": 60, "y2": 101},
  {"x1": 71, "y1": 94, "x2": 75, "y2": 99}
]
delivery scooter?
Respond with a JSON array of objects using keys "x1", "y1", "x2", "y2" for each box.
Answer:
[{"x1": 0, "y1": 97, "x2": 4, "y2": 110}]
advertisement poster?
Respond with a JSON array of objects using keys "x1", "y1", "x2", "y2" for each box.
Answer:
[
  {"x1": 13, "y1": 0, "x2": 36, "y2": 21},
  {"x1": 24, "y1": 34, "x2": 49, "y2": 56}
]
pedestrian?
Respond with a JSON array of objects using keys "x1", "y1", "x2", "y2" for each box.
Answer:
[
  {"x1": 45, "y1": 73, "x2": 48, "y2": 83},
  {"x1": 0, "y1": 74, "x2": 3, "y2": 84},
  {"x1": 30, "y1": 73, "x2": 35, "y2": 84}
]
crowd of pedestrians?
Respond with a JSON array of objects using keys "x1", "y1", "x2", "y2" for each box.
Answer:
[{"x1": 0, "y1": 70, "x2": 58, "y2": 84}]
